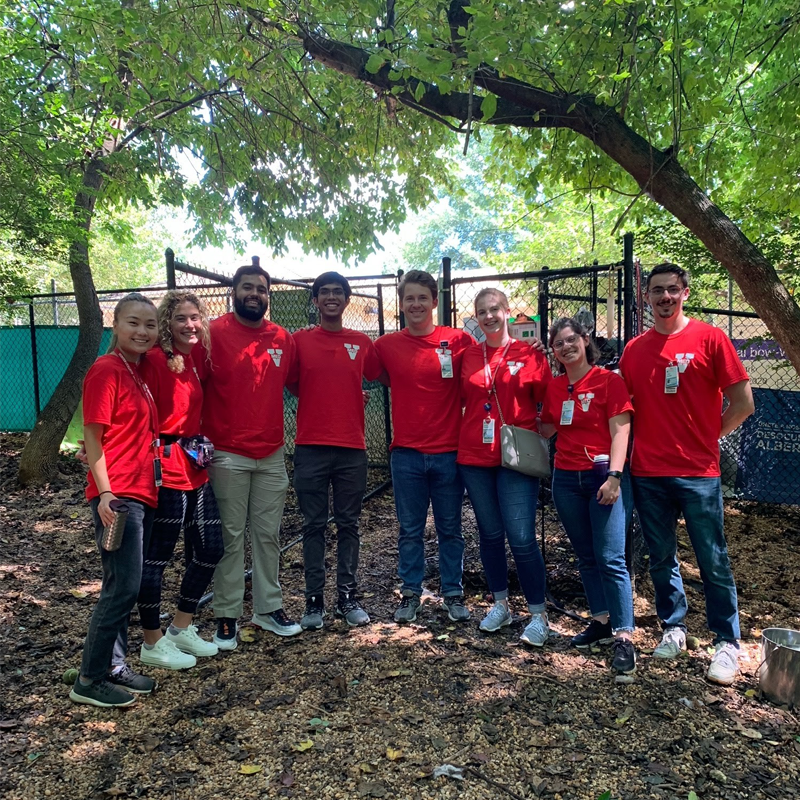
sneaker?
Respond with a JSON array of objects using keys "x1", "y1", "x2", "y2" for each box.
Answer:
[
  {"x1": 707, "y1": 641, "x2": 740, "y2": 686},
  {"x1": 520, "y1": 613, "x2": 550, "y2": 647},
  {"x1": 213, "y1": 618, "x2": 238, "y2": 651},
  {"x1": 108, "y1": 664, "x2": 156, "y2": 694},
  {"x1": 336, "y1": 594, "x2": 370, "y2": 627},
  {"x1": 252, "y1": 609, "x2": 302, "y2": 637},
  {"x1": 394, "y1": 591, "x2": 421, "y2": 623},
  {"x1": 70, "y1": 678, "x2": 136, "y2": 708},
  {"x1": 653, "y1": 627, "x2": 687, "y2": 659},
  {"x1": 139, "y1": 637, "x2": 197, "y2": 670},
  {"x1": 443, "y1": 595, "x2": 471, "y2": 623},
  {"x1": 479, "y1": 601, "x2": 512, "y2": 632},
  {"x1": 611, "y1": 638, "x2": 637, "y2": 682},
  {"x1": 571, "y1": 619, "x2": 614, "y2": 649},
  {"x1": 301, "y1": 596, "x2": 326, "y2": 631},
  {"x1": 166, "y1": 625, "x2": 219, "y2": 657}
]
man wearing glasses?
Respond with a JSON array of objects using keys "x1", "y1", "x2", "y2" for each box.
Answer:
[{"x1": 619, "y1": 263, "x2": 754, "y2": 685}]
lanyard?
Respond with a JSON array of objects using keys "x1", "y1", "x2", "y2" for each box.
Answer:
[
  {"x1": 115, "y1": 350, "x2": 159, "y2": 447},
  {"x1": 482, "y1": 340, "x2": 513, "y2": 395}
]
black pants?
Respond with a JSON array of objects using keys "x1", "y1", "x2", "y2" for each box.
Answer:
[
  {"x1": 293, "y1": 445, "x2": 367, "y2": 600},
  {"x1": 137, "y1": 483, "x2": 224, "y2": 630}
]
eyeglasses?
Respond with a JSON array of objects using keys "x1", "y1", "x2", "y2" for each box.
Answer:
[
  {"x1": 647, "y1": 285, "x2": 685, "y2": 298},
  {"x1": 318, "y1": 288, "x2": 345, "y2": 297},
  {"x1": 552, "y1": 333, "x2": 580, "y2": 350}
]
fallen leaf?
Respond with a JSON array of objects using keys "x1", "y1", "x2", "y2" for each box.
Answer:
[
  {"x1": 744, "y1": 689, "x2": 756, "y2": 698},
  {"x1": 378, "y1": 669, "x2": 412, "y2": 679},
  {"x1": 239, "y1": 764, "x2": 262, "y2": 775},
  {"x1": 293, "y1": 739, "x2": 315, "y2": 752},
  {"x1": 357, "y1": 781, "x2": 387, "y2": 797},
  {"x1": 453, "y1": 637, "x2": 469, "y2": 645},
  {"x1": 69, "y1": 512, "x2": 78, "y2": 519},
  {"x1": 385, "y1": 746, "x2": 404, "y2": 761},
  {"x1": 239, "y1": 628, "x2": 256, "y2": 643},
  {"x1": 431, "y1": 736, "x2": 447, "y2": 751},
  {"x1": 470, "y1": 751, "x2": 490, "y2": 764},
  {"x1": 740, "y1": 728, "x2": 763, "y2": 740},
  {"x1": 358, "y1": 762, "x2": 377, "y2": 773},
  {"x1": 69, "y1": 589, "x2": 88, "y2": 598},
  {"x1": 103, "y1": 789, "x2": 126, "y2": 798},
  {"x1": 615, "y1": 707, "x2": 634, "y2": 725},
  {"x1": 278, "y1": 770, "x2": 294, "y2": 787},
  {"x1": 436, "y1": 634, "x2": 449, "y2": 641},
  {"x1": 308, "y1": 717, "x2": 330, "y2": 729}
]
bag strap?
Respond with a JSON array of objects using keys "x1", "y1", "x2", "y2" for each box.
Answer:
[{"x1": 491, "y1": 385, "x2": 507, "y2": 427}]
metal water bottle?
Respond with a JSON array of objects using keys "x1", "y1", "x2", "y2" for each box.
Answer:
[
  {"x1": 101, "y1": 499, "x2": 129, "y2": 552},
  {"x1": 592, "y1": 454, "x2": 610, "y2": 492}
]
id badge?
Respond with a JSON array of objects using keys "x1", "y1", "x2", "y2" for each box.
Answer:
[
  {"x1": 665, "y1": 364, "x2": 679, "y2": 394},
  {"x1": 153, "y1": 456, "x2": 163, "y2": 487},
  {"x1": 560, "y1": 400, "x2": 575, "y2": 426},
  {"x1": 482, "y1": 418, "x2": 495, "y2": 444},
  {"x1": 437, "y1": 348, "x2": 454, "y2": 379}
]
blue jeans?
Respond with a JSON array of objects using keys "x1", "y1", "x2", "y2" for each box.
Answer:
[
  {"x1": 459, "y1": 465, "x2": 546, "y2": 611},
  {"x1": 632, "y1": 476, "x2": 740, "y2": 643},
  {"x1": 552, "y1": 468, "x2": 634, "y2": 632},
  {"x1": 81, "y1": 498, "x2": 154, "y2": 680},
  {"x1": 390, "y1": 448, "x2": 465, "y2": 596}
]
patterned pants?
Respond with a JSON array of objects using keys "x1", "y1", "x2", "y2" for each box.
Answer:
[{"x1": 137, "y1": 483, "x2": 224, "y2": 630}]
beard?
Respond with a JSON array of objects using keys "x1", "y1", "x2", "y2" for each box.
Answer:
[{"x1": 234, "y1": 294, "x2": 267, "y2": 322}]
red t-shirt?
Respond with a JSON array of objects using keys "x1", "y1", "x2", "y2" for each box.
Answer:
[
  {"x1": 292, "y1": 327, "x2": 382, "y2": 450},
  {"x1": 541, "y1": 367, "x2": 634, "y2": 471},
  {"x1": 619, "y1": 319, "x2": 749, "y2": 477},
  {"x1": 82, "y1": 354, "x2": 159, "y2": 507},
  {"x1": 374, "y1": 326, "x2": 473, "y2": 453},
  {"x1": 202, "y1": 314, "x2": 298, "y2": 460},
  {"x1": 458, "y1": 340, "x2": 551, "y2": 467},
  {"x1": 143, "y1": 347, "x2": 207, "y2": 491}
]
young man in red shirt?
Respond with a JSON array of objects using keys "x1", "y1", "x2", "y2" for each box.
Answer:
[
  {"x1": 374, "y1": 270, "x2": 474, "y2": 623},
  {"x1": 203, "y1": 266, "x2": 301, "y2": 648},
  {"x1": 290, "y1": 272, "x2": 383, "y2": 630},
  {"x1": 619, "y1": 264, "x2": 754, "y2": 685}
]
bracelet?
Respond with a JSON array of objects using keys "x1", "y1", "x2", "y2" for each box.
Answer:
[{"x1": 99, "y1": 491, "x2": 114, "y2": 496}]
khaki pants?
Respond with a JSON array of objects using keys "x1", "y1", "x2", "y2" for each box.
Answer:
[{"x1": 208, "y1": 449, "x2": 288, "y2": 618}]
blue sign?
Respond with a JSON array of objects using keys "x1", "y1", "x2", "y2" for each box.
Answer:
[
  {"x1": 731, "y1": 338, "x2": 787, "y2": 361},
  {"x1": 735, "y1": 388, "x2": 800, "y2": 505}
]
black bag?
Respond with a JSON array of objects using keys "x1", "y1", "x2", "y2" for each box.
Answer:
[{"x1": 177, "y1": 436, "x2": 215, "y2": 470}]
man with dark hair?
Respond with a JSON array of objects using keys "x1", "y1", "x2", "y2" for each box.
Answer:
[
  {"x1": 289, "y1": 271, "x2": 382, "y2": 629},
  {"x1": 375, "y1": 269, "x2": 474, "y2": 624},
  {"x1": 203, "y1": 267, "x2": 302, "y2": 649},
  {"x1": 619, "y1": 263, "x2": 754, "y2": 685}
]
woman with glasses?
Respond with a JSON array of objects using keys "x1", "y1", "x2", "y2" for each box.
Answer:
[
  {"x1": 457, "y1": 288, "x2": 552, "y2": 646},
  {"x1": 539, "y1": 317, "x2": 637, "y2": 681}
]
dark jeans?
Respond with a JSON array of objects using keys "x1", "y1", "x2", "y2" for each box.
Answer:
[
  {"x1": 390, "y1": 448, "x2": 465, "y2": 597},
  {"x1": 632, "y1": 476, "x2": 740, "y2": 643},
  {"x1": 459, "y1": 464, "x2": 546, "y2": 611},
  {"x1": 137, "y1": 483, "x2": 224, "y2": 629},
  {"x1": 551, "y1": 468, "x2": 635, "y2": 632},
  {"x1": 81, "y1": 498, "x2": 154, "y2": 680},
  {"x1": 294, "y1": 445, "x2": 368, "y2": 599}
]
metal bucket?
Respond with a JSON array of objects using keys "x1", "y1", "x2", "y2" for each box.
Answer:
[{"x1": 759, "y1": 628, "x2": 800, "y2": 708}]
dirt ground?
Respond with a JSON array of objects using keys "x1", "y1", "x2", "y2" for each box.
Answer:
[{"x1": 1, "y1": 432, "x2": 799, "y2": 800}]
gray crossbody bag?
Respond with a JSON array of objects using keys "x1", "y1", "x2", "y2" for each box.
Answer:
[{"x1": 492, "y1": 385, "x2": 551, "y2": 478}]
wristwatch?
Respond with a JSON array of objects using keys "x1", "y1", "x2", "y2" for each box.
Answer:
[{"x1": 607, "y1": 470, "x2": 623, "y2": 480}]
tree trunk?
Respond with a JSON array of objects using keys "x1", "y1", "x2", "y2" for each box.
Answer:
[{"x1": 17, "y1": 160, "x2": 104, "y2": 486}]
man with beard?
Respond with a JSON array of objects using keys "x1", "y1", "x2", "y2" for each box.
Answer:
[
  {"x1": 203, "y1": 265, "x2": 301, "y2": 649},
  {"x1": 619, "y1": 263, "x2": 754, "y2": 685}
]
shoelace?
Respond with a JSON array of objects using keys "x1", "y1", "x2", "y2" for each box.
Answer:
[{"x1": 339, "y1": 597, "x2": 361, "y2": 614}]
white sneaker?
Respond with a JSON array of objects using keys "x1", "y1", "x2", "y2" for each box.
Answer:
[
  {"x1": 707, "y1": 641, "x2": 740, "y2": 686},
  {"x1": 653, "y1": 627, "x2": 687, "y2": 659},
  {"x1": 520, "y1": 613, "x2": 550, "y2": 647},
  {"x1": 140, "y1": 637, "x2": 197, "y2": 670},
  {"x1": 479, "y1": 602, "x2": 512, "y2": 632},
  {"x1": 166, "y1": 625, "x2": 219, "y2": 657}
]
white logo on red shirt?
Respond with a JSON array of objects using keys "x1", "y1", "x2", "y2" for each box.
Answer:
[
  {"x1": 578, "y1": 392, "x2": 595, "y2": 412},
  {"x1": 676, "y1": 353, "x2": 695, "y2": 373},
  {"x1": 268, "y1": 348, "x2": 283, "y2": 366},
  {"x1": 344, "y1": 343, "x2": 360, "y2": 361},
  {"x1": 507, "y1": 361, "x2": 523, "y2": 376}
]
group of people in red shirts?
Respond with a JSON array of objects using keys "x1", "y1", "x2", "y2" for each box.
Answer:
[{"x1": 70, "y1": 262, "x2": 754, "y2": 708}]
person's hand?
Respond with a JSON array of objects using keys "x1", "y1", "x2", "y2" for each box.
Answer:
[
  {"x1": 97, "y1": 493, "x2": 118, "y2": 526},
  {"x1": 596, "y1": 478, "x2": 620, "y2": 505},
  {"x1": 75, "y1": 440, "x2": 88, "y2": 465},
  {"x1": 362, "y1": 390, "x2": 370, "y2": 408},
  {"x1": 530, "y1": 337, "x2": 548, "y2": 355}
]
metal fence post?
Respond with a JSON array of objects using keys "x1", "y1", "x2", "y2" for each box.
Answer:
[
  {"x1": 623, "y1": 232, "x2": 634, "y2": 345},
  {"x1": 165, "y1": 248, "x2": 176, "y2": 289},
  {"x1": 51, "y1": 279, "x2": 59, "y2": 326},
  {"x1": 441, "y1": 257, "x2": 452, "y2": 327},
  {"x1": 537, "y1": 268, "x2": 549, "y2": 341},
  {"x1": 28, "y1": 302, "x2": 41, "y2": 417}
]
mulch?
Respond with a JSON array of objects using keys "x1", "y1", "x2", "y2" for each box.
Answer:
[{"x1": 1, "y1": 432, "x2": 799, "y2": 800}]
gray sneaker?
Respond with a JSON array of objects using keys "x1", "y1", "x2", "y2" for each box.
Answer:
[
  {"x1": 69, "y1": 678, "x2": 136, "y2": 708},
  {"x1": 520, "y1": 613, "x2": 550, "y2": 647},
  {"x1": 443, "y1": 595, "x2": 471, "y2": 623},
  {"x1": 479, "y1": 601, "x2": 512, "y2": 632},
  {"x1": 336, "y1": 594, "x2": 370, "y2": 627},
  {"x1": 301, "y1": 596, "x2": 325, "y2": 631},
  {"x1": 653, "y1": 627, "x2": 686, "y2": 659},
  {"x1": 394, "y1": 591, "x2": 421, "y2": 623}
]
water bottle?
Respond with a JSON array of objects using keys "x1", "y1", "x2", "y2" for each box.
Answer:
[
  {"x1": 592, "y1": 454, "x2": 610, "y2": 493},
  {"x1": 101, "y1": 499, "x2": 129, "y2": 552}
]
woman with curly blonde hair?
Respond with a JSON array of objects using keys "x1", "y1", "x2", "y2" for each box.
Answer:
[{"x1": 136, "y1": 290, "x2": 225, "y2": 668}]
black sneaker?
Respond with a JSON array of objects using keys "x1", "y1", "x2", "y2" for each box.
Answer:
[
  {"x1": 301, "y1": 596, "x2": 326, "y2": 630},
  {"x1": 571, "y1": 619, "x2": 614, "y2": 649},
  {"x1": 335, "y1": 593, "x2": 370, "y2": 627},
  {"x1": 213, "y1": 617, "x2": 238, "y2": 651},
  {"x1": 611, "y1": 638, "x2": 637, "y2": 683},
  {"x1": 252, "y1": 609, "x2": 302, "y2": 637},
  {"x1": 69, "y1": 678, "x2": 136, "y2": 708},
  {"x1": 108, "y1": 664, "x2": 157, "y2": 694},
  {"x1": 443, "y1": 595, "x2": 471, "y2": 622}
]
